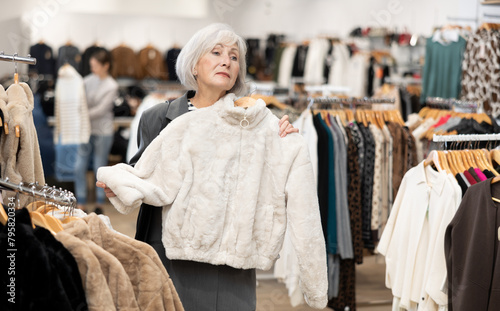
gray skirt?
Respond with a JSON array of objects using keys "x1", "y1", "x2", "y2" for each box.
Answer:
[
  {"x1": 140, "y1": 206, "x2": 256, "y2": 311},
  {"x1": 165, "y1": 258, "x2": 256, "y2": 311}
]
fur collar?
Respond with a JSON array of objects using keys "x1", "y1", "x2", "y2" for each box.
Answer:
[{"x1": 205, "y1": 93, "x2": 269, "y2": 129}]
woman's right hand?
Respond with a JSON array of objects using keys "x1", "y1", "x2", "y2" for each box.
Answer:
[{"x1": 96, "y1": 181, "x2": 116, "y2": 198}]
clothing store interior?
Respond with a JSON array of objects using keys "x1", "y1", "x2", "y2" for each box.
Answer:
[{"x1": 1, "y1": 0, "x2": 500, "y2": 310}]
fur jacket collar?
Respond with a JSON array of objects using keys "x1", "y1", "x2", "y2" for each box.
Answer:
[{"x1": 97, "y1": 93, "x2": 328, "y2": 308}]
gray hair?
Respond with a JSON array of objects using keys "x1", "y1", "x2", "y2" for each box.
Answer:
[{"x1": 176, "y1": 23, "x2": 247, "y2": 96}]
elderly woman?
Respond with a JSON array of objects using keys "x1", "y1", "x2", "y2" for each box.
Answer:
[{"x1": 97, "y1": 23, "x2": 327, "y2": 310}]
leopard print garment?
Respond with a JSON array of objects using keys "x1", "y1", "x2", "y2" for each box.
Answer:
[
  {"x1": 461, "y1": 29, "x2": 500, "y2": 116},
  {"x1": 328, "y1": 127, "x2": 362, "y2": 311}
]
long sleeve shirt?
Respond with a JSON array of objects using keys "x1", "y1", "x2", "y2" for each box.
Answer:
[{"x1": 83, "y1": 74, "x2": 118, "y2": 136}]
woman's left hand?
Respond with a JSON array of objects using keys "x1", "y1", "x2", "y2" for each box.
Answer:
[{"x1": 279, "y1": 115, "x2": 299, "y2": 138}]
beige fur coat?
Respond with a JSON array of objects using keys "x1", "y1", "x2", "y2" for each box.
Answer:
[
  {"x1": 97, "y1": 93, "x2": 327, "y2": 308},
  {"x1": 84, "y1": 214, "x2": 184, "y2": 311},
  {"x1": 63, "y1": 219, "x2": 140, "y2": 311},
  {"x1": 0, "y1": 83, "x2": 44, "y2": 207}
]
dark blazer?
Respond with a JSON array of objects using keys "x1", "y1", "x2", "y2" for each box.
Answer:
[
  {"x1": 129, "y1": 91, "x2": 192, "y2": 266},
  {"x1": 29, "y1": 43, "x2": 56, "y2": 76},
  {"x1": 445, "y1": 178, "x2": 500, "y2": 310}
]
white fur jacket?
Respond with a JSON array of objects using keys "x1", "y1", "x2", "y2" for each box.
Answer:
[{"x1": 97, "y1": 93, "x2": 328, "y2": 308}]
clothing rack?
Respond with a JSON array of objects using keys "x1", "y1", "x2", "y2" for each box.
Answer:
[
  {"x1": 0, "y1": 178, "x2": 77, "y2": 208},
  {"x1": 426, "y1": 97, "x2": 453, "y2": 109},
  {"x1": 304, "y1": 85, "x2": 351, "y2": 97},
  {"x1": 0, "y1": 52, "x2": 37, "y2": 65},
  {"x1": 425, "y1": 97, "x2": 483, "y2": 113},
  {"x1": 307, "y1": 96, "x2": 396, "y2": 110},
  {"x1": 384, "y1": 76, "x2": 422, "y2": 86},
  {"x1": 433, "y1": 133, "x2": 500, "y2": 142},
  {"x1": 483, "y1": 13, "x2": 500, "y2": 19},
  {"x1": 446, "y1": 16, "x2": 479, "y2": 22}
]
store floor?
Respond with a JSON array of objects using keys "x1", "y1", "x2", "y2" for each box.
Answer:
[{"x1": 92, "y1": 202, "x2": 393, "y2": 311}]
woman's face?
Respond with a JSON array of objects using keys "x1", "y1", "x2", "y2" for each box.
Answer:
[
  {"x1": 194, "y1": 43, "x2": 240, "y2": 94},
  {"x1": 90, "y1": 57, "x2": 109, "y2": 78}
]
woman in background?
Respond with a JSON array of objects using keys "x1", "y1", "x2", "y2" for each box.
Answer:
[{"x1": 75, "y1": 49, "x2": 118, "y2": 213}]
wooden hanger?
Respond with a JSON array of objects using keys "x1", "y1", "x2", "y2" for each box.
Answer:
[
  {"x1": 491, "y1": 150, "x2": 500, "y2": 167},
  {"x1": 36, "y1": 204, "x2": 58, "y2": 214},
  {"x1": 460, "y1": 150, "x2": 472, "y2": 169},
  {"x1": 44, "y1": 214, "x2": 64, "y2": 232},
  {"x1": 30, "y1": 211, "x2": 56, "y2": 235},
  {"x1": 26, "y1": 200, "x2": 46, "y2": 211},
  {"x1": 344, "y1": 109, "x2": 355, "y2": 123},
  {"x1": 322, "y1": 111, "x2": 331, "y2": 126},
  {"x1": 482, "y1": 149, "x2": 499, "y2": 176},
  {"x1": 473, "y1": 149, "x2": 489, "y2": 171},
  {"x1": 456, "y1": 150, "x2": 468, "y2": 173},
  {"x1": 445, "y1": 151, "x2": 459, "y2": 175},
  {"x1": 419, "y1": 107, "x2": 430, "y2": 118},
  {"x1": 424, "y1": 150, "x2": 443, "y2": 172},
  {"x1": 0, "y1": 205, "x2": 7, "y2": 226},
  {"x1": 367, "y1": 111, "x2": 379, "y2": 128},
  {"x1": 448, "y1": 151, "x2": 461, "y2": 174},
  {"x1": 438, "y1": 151, "x2": 453, "y2": 175},
  {"x1": 11, "y1": 63, "x2": 21, "y2": 138},
  {"x1": 480, "y1": 23, "x2": 500, "y2": 31},
  {"x1": 375, "y1": 111, "x2": 386, "y2": 129},
  {"x1": 234, "y1": 97, "x2": 257, "y2": 108},
  {"x1": 250, "y1": 94, "x2": 288, "y2": 110},
  {"x1": 468, "y1": 149, "x2": 479, "y2": 168},
  {"x1": 491, "y1": 172, "x2": 500, "y2": 203},
  {"x1": 27, "y1": 201, "x2": 64, "y2": 234}
]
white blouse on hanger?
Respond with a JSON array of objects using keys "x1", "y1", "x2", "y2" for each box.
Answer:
[{"x1": 377, "y1": 161, "x2": 461, "y2": 310}]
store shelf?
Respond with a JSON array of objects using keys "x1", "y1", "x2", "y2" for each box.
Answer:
[{"x1": 482, "y1": 1, "x2": 500, "y2": 4}]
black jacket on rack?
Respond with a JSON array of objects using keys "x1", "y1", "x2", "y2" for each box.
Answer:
[
  {"x1": 34, "y1": 227, "x2": 87, "y2": 311},
  {"x1": 292, "y1": 45, "x2": 309, "y2": 77},
  {"x1": 0, "y1": 208, "x2": 80, "y2": 311},
  {"x1": 165, "y1": 47, "x2": 181, "y2": 81},
  {"x1": 29, "y1": 43, "x2": 56, "y2": 76},
  {"x1": 312, "y1": 113, "x2": 330, "y2": 243},
  {"x1": 57, "y1": 45, "x2": 81, "y2": 73}
]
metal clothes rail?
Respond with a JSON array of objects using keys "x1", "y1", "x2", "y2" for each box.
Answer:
[
  {"x1": 307, "y1": 96, "x2": 396, "y2": 110},
  {"x1": 433, "y1": 133, "x2": 500, "y2": 143},
  {"x1": 0, "y1": 178, "x2": 77, "y2": 208},
  {"x1": 0, "y1": 52, "x2": 37, "y2": 65}
]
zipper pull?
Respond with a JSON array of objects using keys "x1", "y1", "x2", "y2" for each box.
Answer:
[{"x1": 240, "y1": 111, "x2": 249, "y2": 129}]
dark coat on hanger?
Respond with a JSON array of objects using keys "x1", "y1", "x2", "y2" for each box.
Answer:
[
  {"x1": 129, "y1": 91, "x2": 192, "y2": 267},
  {"x1": 34, "y1": 227, "x2": 88, "y2": 311},
  {"x1": 0, "y1": 208, "x2": 74, "y2": 311},
  {"x1": 445, "y1": 178, "x2": 500, "y2": 310},
  {"x1": 29, "y1": 43, "x2": 56, "y2": 76}
]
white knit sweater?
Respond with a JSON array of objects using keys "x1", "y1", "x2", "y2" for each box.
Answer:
[
  {"x1": 97, "y1": 93, "x2": 328, "y2": 308},
  {"x1": 55, "y1": 65, "x2": 90, "y2": 144}
]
